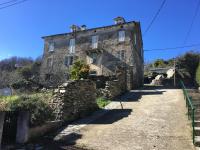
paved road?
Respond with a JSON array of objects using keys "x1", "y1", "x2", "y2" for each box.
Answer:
[{"x1": 72, "y1": 87, "x2": 195, "y2": 150}]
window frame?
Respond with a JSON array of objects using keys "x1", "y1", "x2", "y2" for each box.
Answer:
[
  {"x1": 134, "y1": 33, "x2": 137, "y2": 45},
  {"x1": 92, "y1": 35, "x2": 98, "y2": 49},
  {"x1": 48, "y1": 42, "x2": 55, "y2": 52},
  {"x1": 69, "y1": 38, "x2": 75, "y2": 54},
  {"x1": 64, "y1": 55, "x2": 74, "y2": 66},
  {"x1": 118, "y1": 31, "x2": 125, "y2": 42},
  {"x1": 116, "y1": 50, "x2": 126, "y2": 61},
  {"x1": 90, "y1": 52, "x2": 98, "y2": 64},
  {"x1": 47, "y1": 57, "x2": 53, "y2": 67}
]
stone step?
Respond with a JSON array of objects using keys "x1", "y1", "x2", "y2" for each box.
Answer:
[
  {"x1": 193, "y1": 103, "x2": 200, "y2": 108},
  {"x1": 195, "y1": 120, "x2": 200, "y2": 127},
  {"x1": 195, "y1": 127, "x2": 200, "y2": 136},
  {"x1": 195, "y1": 114, "x2": 200, "y2": 120},
  {"x1": 196, "y1": 110, "x2": 200, "y2": 114},
  {"x1": 195, "y1": 136, "x2": 200, "y2": 146},
  {"x1": 192, "y1": 103, "x2": 200, "y2": 106},
  {"x1": 195, "y1": 111, "x2": 200, "y2": 115}
]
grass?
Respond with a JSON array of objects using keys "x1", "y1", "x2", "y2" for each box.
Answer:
[
  {"x1": 96, "y1": 97, "x2": 111, "y2": 108},
  {"x1": 0, "y1": 91, "x2": 53, "y2": 111}
]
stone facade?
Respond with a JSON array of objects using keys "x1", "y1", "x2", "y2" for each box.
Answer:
[
  {"x1": 49, "y1": 80, "x2": 98, "y2": 121},
  {"x1": 40, "y1": 17, "x2": 144, "y2": 90}
]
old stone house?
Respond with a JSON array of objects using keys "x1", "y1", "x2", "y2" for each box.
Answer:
[{"x1": 40, "y1": 17, "x2": 144, "y2": 90}]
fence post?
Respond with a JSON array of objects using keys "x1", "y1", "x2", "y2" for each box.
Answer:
[
  {"x1": 0, "y1": 112, "x2": 5, "y2": 149},
  {"x1": 192, "y1": 108, "x2": 195, "y2": 144},
  {"x1": 16, "y1": 111, "x2": 29, "y2": 144}
]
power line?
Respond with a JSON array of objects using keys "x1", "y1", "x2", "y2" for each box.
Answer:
[
  {"x1": 143, "y1": 0, "x2": 166, "y2": 36},
  {"x1": 0, "y1": 0, "x2": 28, "y2": 10},
  {"x1": 144, "y1": 43, "x2": 200, "y2": 51},
  {"x1": 183, "y1": 0, "x2": 200, "y2": 44},
  {"x1": 0, "y1": 0, "x2": 18, "y2": 6}
]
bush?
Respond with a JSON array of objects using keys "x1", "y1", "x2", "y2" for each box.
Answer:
[
  {"x1": 96, "y1": 97, "x2": 111, "y2": 108},
  {"x1": 177, "y1": 51, "x2": 200, "y2": 80},
  {"x1": 196, "y1": 62, "x2": 200, "y2": 86},
  {"x1": 11, "y1": 79, "x2": 32, "y2": 90},
  {"x1": 7, "y1": 94, "x2": 54, "y2": 126},
  {"x1": 70, "y1": 60, "x2": 90, "y2": 80}
]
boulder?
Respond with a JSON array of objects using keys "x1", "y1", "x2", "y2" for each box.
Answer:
[{"x1": 166, "y1": 68, "x2": 175, "y2": 79}]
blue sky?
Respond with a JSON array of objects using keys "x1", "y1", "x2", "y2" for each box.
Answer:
[{"x1": 0, "y1": 0, "x2": 200, "y2": 62}]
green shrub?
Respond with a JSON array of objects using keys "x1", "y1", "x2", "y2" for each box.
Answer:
[
  {"x1": 11, "y1": 79, "x2": 32, "y2": 90},
  {"x1": 70, "y1": 60, "x2": 90, "y2": 80},
  {"x1": 196, "y1": 62, "x2": 200, "y2": 86},
  {"x1": 7, "y1": 95, "x2": 54, "y2": 126},
  {"x1": 96, "y1": 97, "x2": 111, "y2": 108}
]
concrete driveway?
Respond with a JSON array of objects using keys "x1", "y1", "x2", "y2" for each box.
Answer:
[{"x1": 72, "y1": 87, "x2": 195, "y2": 150}]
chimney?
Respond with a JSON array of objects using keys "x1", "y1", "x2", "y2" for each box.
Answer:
[
  {"x1": 114, "y1": 16, "x2": 126, "y2": 25},
  {"x1": 81, "y1": 25, "x2": 87, "y2": 31},
  {"x1": 70, "y1": 25, "x2": 81, "y2": 32}
]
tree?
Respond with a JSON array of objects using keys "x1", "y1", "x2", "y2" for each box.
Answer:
[
  {"x1": 153, "y1": 59, "x2": 167, "y2": 68},
  {"x1": 196, "y1": 62, "x2": 200, "y2": 86},
  {"x1": 70, "y1": 60, "x2": 90, "y2": 80},
  {"x1": 177, "y1": 51, "x2": 200, "y2": 80}
]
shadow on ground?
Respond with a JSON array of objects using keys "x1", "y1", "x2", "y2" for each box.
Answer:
[
  {"x1": 113, "y1": 85, "x2": 168, "y2": 102},
  {"x1": 89, "y1": 109, "x2": 132, "y2": 124},
  {"x1": 8, "y1": 85, "x2": 174, "y2": 150}
]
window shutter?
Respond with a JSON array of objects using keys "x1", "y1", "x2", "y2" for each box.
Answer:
[
  {"x1": 92, "y1": 36, "x2": 98, "y2": 49},
  {"x1": 69, "y1": 39, "x2": 75, "y2": 53},
  {"x1": 134, "y1": 33, "x2": 137, "y2": 45},
  {"x1": 119, "y1": 31, "x2": 125, "y2": 42},
  {"x1": 64, "y1": 56, "x2": 69, "y2": 66},
  {"x1": 121, "y1": 50, "x2": 125, "y2": 60},
  {"x1": 49, "y1": 42, "x2": 54, "y2": 52}
]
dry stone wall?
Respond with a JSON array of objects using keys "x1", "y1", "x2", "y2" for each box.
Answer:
[
  {"x1": 49, "y1": 80, "x2": 98, "y2": 121},
  {"x1": 100, "y1": 65, "x2": 127, "y2": 99}
]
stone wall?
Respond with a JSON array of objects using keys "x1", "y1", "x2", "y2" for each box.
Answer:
[
  {"x1": 99, "y1": 65, "x2": 127, "y2": 99},
  {"x1": 49, "y1": 80, "x2": 98, "y2": 121},
  {"x1": 103, "y1": 80, "x2": 126, "y2": 99}
]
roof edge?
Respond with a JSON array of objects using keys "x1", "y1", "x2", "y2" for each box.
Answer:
[{"x1": 42, "y1": 21, "x2": 139, "y2": 39}]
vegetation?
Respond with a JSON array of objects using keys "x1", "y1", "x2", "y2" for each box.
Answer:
[
  {"x1": 96, "y1": 97, "x2": 111, "y2": 108},
  {"x1": 196, "y1": 62, "x2": 200, "y2": 86},
  {"x1": 0, "y1": 56, "x2": 42, "y2": 91},
  {"x1": 0, "y1": 92, "x2": 54, "y2": 126},
  {"x1": 70, "y1": 60, "x2": 90, "y2": 80},
  {"x1": 152, "y1": 59, "x2": 174, "y2": 68},
  {"x1": 177, "y1": 52, "x2": 200, "y2": 80},
  {"x1": 146, "y1": 51, "x2": 200, "y2": 80}
]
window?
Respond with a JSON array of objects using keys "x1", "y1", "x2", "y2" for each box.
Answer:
[
  {"x1": 89, "y1": 70, "x2": 97, "y2": 76},
  {"x1": 116, "y1": 50, "x2": 125, "y2": 60},
  {"x1": 47, "y1": 58, "x2": 53, "y2": 67},
  {"x1": 45, "y1": 74, "x2": 51, "y2": 81},
  {"x1": 118, "y1": 31, "x2": 125, "y2": 42},
  {"x1": 121, "y1": 50, "x2": 125, "y2": 60},
  {"x1": 92, "y1": 35, "x2": 98, "y2": 49},
  {"x1": 49, "y1": 42, "x2": 54, "y2": 52},
  {"x1": 69, "y1": 39, "x2": 75, "y2": 53},
  {"x1": 90, "y1": 53, "x2": 97, "y2": 64},
  {"x1": 134, "y1": 33, "x2": 137, "y2": 45},
  {"x1": 64, "y1": 56, "x2": 74, "y2": 66}
]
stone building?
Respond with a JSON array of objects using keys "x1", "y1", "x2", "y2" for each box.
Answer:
[{"x1": 40, "y1": 17, "x2": 144, "y2": 90}]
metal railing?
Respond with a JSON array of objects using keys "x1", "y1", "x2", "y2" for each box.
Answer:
[{"x1": 180, "y1": 80, "x2": 195, "y2": 144}]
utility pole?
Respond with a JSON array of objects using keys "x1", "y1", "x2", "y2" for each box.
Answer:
[{"x1": 174, "y1": 58, "x2": 176, "y2": 87}]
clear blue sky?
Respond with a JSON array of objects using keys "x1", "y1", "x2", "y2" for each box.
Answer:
[{"x1": 0, "y1": 0, "x2": 200, "y2": 62}]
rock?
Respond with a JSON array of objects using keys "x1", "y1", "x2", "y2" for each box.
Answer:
[
  {"x1": 155, "y1": 75, "x2": 164, "y2": 80},
  {"x1": 166, "y1": 68, "x2": 175, "y2": 78}
]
